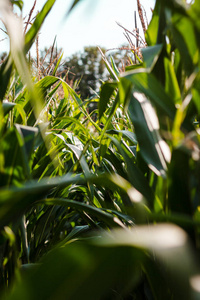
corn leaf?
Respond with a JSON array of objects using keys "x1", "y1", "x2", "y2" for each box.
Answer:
[
  {"x1": 128, "y1": 92, "x2": 171, "y2": 177},
  {"x1": 25, "y1": 0, "x2": 57, "y2": 53}
]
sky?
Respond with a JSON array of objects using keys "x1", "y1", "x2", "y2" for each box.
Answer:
[{"x1": 0, "y1": 0, "x2": 156, "y2": 58}]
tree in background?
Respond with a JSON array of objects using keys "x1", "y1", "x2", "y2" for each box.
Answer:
[{"x1": 64, "y1": 46, "x2": 108, "y2": 99}]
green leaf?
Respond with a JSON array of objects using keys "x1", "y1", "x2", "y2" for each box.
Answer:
[
  {"x1": 189, "y1": 0, "x2": 200, "y2": 31},
  {"x1": 99, "y1": 82, "x2": 117, "y2": 119},
  {"x1": 159, "y1": 0, "x2": 198, "y2": 77},
  {"x1": 168, "y1": 148, "x2": 192, "y2": 216},
  {"x1": 4, "y1": 224, "x2": 198, "y2": 300},
  {"x1": 108, "y1": 135, "x2": 154, "y2": 205},
  {"x1": 0, "y1": 126, "x2": 33, "y2": 186},
  {"x1": 39, "y1": 198, "x2": 124, "y2": 228},
  {"x1": 3, "y1": 101, "x2": 16, "y2": 115},
  {"x1": 61, "y1": 79, "x2": 82, "y2": 106},
  {"x1": 145, "y1": 1, "x2": 163, "y2": 46},
  {"x1": 15, "y1": 76, "x2": 59, "y2": 126},
  {"x1": 25, "y1": 0, "x2": 57, "y2": 53},
  {"x1": 35, "y1": 76, "x2": 59, "y2": 99},
  {"x1": 99, "y1": 224, "x2": 198, "y2": 299},
  {"x1": 66, "y1": 0, "x2": 84, "y2": 15},
  {"x1": 99, "y1": 92, "x2": 120, "y2": 141},
  {"x1": 98, "y1": 47, "x2": 119, "y2": 81},
  {"x1": 128, "y1": 92, "x2": 171, "y2": 177},
  {"x1": 0, "y1": 56, "x2": 13, "y2": 101},
  {"x1": 15, "y1": 124, "x2": 38, "y2": 159},
  {"x1": 1, "y1": 4, "x2": 43, "y2": 123},
  {"x1": 141, "y1": 44, "x2": 163, "y2": 70},
  {"x1": 0, "y1": 174, "x2": 82, "y2": 228},
  {"x1": 169, "y1": 12, "x2": 199, "y2": 76},
  {"x1": 163, "y1": 56, "x2": 181, "y2": 103},
  {"x1": 106, "y1": 129, "x2": 137, "y2": 145},
  {"x1": 110, "y1": 55, "x2": 120, "y2": 77},
  {"x1": 11, "y1": 0, "x2": 23, "y2": 10},
  {"x1": 58, "y1": 225, "x2": 90, "y2": 245},
  {"x1": 52, "y1": 52, "x2": 63, "y2": 76},
  {"x1": 0, "y1": 171, "x2": 141, "y2": 228},
  {"x1": 65, "y1": 143, "x2": 90, "y2": 177},
  {"x1": 121, "y1": 70, "x2": 176, "y2": 120},
  {"x1": 6, "y1": 240, "x2": 142, "y2": 300}
]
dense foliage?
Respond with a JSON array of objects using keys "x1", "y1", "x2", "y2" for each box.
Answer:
[
  {"x1": 0, "y1": 0, "x2": 200, "y2": 299},
  {"x1": 38, "y1": 45, "x2": 131, "y2": 100}
]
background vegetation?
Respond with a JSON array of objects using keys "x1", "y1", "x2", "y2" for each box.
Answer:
[{"x1": 0, "y1": 0, "x2": 200, "y2": 299}]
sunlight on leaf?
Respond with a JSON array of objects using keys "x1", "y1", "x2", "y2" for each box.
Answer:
[
  {"x1": 99, "y1": 223, "x2": 188, "y2": 249},
  {"x1": 129, "y1": 91, "x2": 171, "y2": 177}
]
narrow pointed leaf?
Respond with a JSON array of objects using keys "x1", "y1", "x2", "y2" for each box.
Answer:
[
  {"x1": 108, "y1": 135, "x2": 154, "y2": 205},
  {"x1": 0, "y1": 56, "x2": 13, "y2": 101},
  {"x1": 66, "y1": 0, "x2": 84, "y2": 15},
  {"x1": 99, "y1": 82, "x2": 117, "y2": 119},
  {"x1": 39, "y1": 198, "x2": 124, "y2": 228},
  {"x1": 25, "y1": 0, "x2": 57, "y2": 53}
]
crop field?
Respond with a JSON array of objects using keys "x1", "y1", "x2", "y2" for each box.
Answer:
[{"x1": 0, "y1": 0, "x2": 200, "y2": 299}]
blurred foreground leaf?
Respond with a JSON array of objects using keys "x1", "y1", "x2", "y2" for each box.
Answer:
[{"x1": 4, "y1": 224, "x2": 199, "y2": 300}]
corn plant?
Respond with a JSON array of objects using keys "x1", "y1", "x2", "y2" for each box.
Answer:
[{"x1": 1, "y1": 0, "x2": 200, "y2": 299}]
